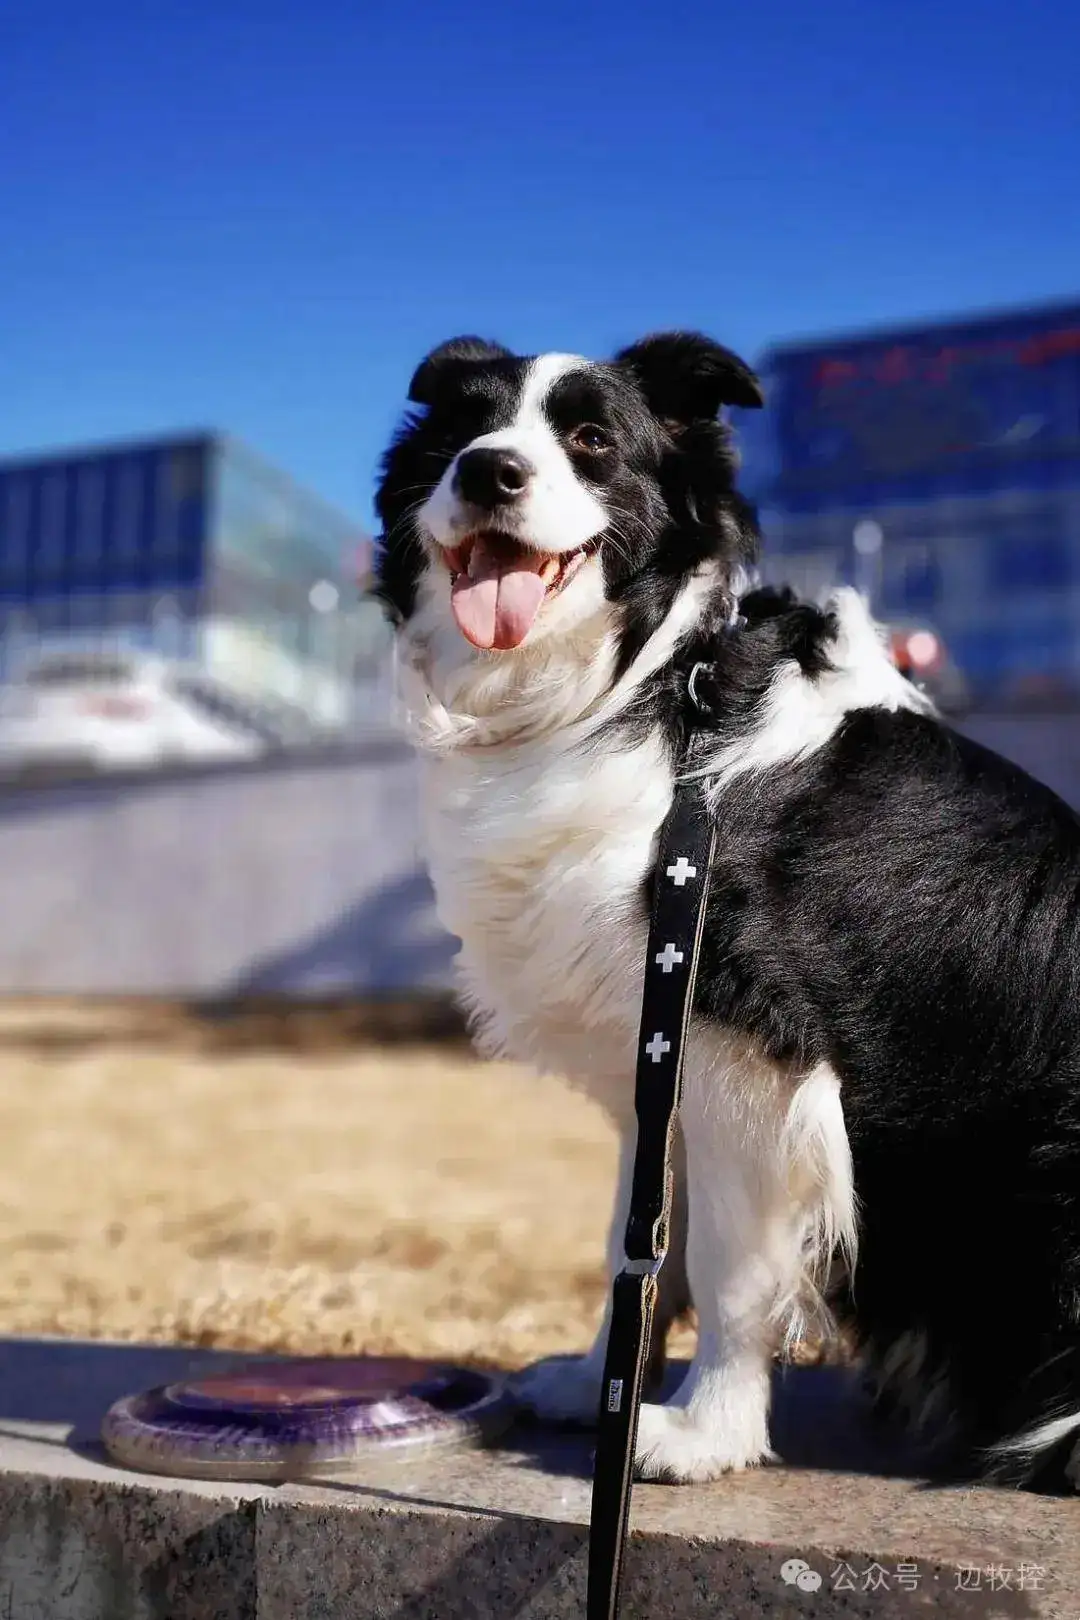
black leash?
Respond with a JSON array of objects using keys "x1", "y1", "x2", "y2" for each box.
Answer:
[{"x1": 586, "y1": 668, "x2": 718, "y2": 1620}]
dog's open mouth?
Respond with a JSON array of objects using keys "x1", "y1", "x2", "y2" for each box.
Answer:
[{"x1": 439, "y1": 532, "x2": 599, "y2": 652}]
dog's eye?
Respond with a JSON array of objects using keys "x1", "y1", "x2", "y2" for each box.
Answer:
[{"x1": 570, "y1": 424, "x2": 611, "y2": 453}]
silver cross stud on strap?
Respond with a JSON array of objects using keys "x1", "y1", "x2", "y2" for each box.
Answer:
[
  {"x1": 655, "y1": 942, "x2": 684, "y2": 973},
  {"x1": 644, "y1": 1032, "x2": 671, "y2": 1064}
]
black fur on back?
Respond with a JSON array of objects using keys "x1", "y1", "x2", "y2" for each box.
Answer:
[{"x1": 629, "y1": 594, "x2": 1080, "y2": 1489}]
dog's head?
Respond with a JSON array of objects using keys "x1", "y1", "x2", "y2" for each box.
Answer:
[{"x1": 375, "y1": 332, "x2": 763, "y2": 740}]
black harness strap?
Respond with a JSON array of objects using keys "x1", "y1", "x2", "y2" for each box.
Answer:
[{"x1": 586, "y1": 706, "x2": 717, "y2": 1620}]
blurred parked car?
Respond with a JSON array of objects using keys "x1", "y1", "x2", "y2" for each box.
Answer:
[{"x1": 0, "y1": 649, "x2": 278, "y2": 772}]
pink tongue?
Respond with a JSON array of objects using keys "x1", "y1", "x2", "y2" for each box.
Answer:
[{"x1": 450, "y1": 537, "x2": 549, "y2": 651}]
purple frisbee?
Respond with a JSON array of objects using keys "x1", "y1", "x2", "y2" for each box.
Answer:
[{"x1": 101, "y1": 1355, "x2": 512, "y2": 1481}]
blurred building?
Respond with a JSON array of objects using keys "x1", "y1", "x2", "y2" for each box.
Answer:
[
  {"x1": 742, "y1": 299, "x2": 1080, "y2": 705},
  {"x1": 0, "y1": 432, "x2": 391, "y2": 743}
]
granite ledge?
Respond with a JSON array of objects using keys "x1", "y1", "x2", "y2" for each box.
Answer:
[{"x1": 0, "y1": 1335, "x2": 1076, "y2": 1620}]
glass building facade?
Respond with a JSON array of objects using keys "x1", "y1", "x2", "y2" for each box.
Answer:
[
  {"x1": 742, "y1": 300, "x2": 1080, "y2": 703},
  {"x1": 0, "y1": 435, "x2": 208, "y2": 603},
  {"x1": 0, "y1": 432, "x2": 390, "y2": 728}
]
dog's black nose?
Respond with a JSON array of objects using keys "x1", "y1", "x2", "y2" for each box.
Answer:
[{"x1": 454, "y1": 447, "x2": 533, "y2": 508}]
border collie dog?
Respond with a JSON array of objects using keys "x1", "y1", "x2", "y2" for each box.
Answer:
[{"x1": 375, "y1": 331, "x2": 1080, "y2": 1492}]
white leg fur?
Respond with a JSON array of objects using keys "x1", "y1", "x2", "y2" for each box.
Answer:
[
  {"x1": 511, "y1": 1123, "x2": 690, "y2": 1422},
  {"x1": 636, "y1": 1044, "x2": 855, "y2": 1483}
]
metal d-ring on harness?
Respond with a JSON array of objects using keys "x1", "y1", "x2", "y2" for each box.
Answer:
[{"x1": 586, "y1": 659, "x2": 719, "y2": 1620}]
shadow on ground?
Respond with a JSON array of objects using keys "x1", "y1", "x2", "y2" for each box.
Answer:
[
  {"x1": 0, "y1": 1335, "x2": 284, "y2": 1452},
  {"x1": 0, "y1": 1335, "x2": 926, "y2": 1482}
]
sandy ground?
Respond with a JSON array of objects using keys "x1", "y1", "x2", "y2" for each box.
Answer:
[{"x1": 0, "y1": 1002, "x2": 705, "y2": 1370}]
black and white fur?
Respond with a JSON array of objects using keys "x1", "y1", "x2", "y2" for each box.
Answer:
[{"x1": 375, "y1": 332, "x2": 1080, "y2": 1491}]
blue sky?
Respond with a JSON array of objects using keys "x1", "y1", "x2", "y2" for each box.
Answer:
[{"x1": 2, "y1": 0, "x2": 1077, "y2": 530}]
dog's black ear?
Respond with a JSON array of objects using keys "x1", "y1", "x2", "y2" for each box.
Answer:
[
  {"x1": 407, "y1": 337, "x2": 514, "y2": 405},
  {"x1": 614, "y1": 331, "x2": 764, "y2": 424}
]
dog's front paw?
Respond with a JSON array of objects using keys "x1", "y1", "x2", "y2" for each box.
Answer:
[
  {"x1": 508, "y1": 1353, "x2": 604, "y2": 1427},
  {"x1": 634, "y1": 1399, "x2": 773, "y2": 1483},
  {"x1": 1066, "y1": 1437, "x2": 1080, "y2": 1492}
]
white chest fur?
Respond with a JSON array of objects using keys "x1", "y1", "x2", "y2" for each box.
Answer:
[{"x1": 420, "y1": 729, "x2": 673, "y2": 1116}]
